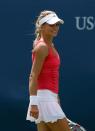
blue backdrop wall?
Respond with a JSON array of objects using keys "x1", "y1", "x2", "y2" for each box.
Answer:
[{"x1": 0, "y1": 0, "x2": 95, "y2": 131}]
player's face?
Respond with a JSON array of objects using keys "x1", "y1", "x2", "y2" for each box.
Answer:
[{"x1": 41, "y1": 22, "x2": 60, "y2": 37}]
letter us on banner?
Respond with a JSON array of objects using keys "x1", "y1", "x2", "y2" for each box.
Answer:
[{"x1": 75, "y1": 16, "x2": 95, "y2": 30}]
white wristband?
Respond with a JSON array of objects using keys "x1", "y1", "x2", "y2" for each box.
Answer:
[{"x1": 30, "y1": 96, "x2": 38, "y2": 105}]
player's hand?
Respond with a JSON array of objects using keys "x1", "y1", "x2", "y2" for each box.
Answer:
[{"x1": 30, "y1": 105, "x2": 39, "y2": 119}]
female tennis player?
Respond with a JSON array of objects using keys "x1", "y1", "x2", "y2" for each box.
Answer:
[{"x1": 26, "y1": 10, "x2": 82, "y2": 131}]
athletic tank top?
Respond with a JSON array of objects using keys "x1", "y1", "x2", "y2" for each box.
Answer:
[{"x1": 32, "y1": 40, "x2": 60, "y2": 94}]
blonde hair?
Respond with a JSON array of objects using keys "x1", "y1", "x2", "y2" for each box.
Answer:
[{"x1": 34, "y1": 10, "x2": 55, "y2": 40}]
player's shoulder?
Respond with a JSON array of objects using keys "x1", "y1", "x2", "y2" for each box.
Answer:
[{"x1": 33, "y1": 41, "x2": 48, "y2": 56}]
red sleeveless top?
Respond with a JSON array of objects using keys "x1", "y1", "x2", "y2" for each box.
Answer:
[{"x1": 32, "y1": 40, "x2": 60, "y2": 94}]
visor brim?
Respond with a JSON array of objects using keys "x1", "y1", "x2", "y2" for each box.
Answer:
[{"x1": 46, "y1": 17, "x2": 64, "y2": 25}]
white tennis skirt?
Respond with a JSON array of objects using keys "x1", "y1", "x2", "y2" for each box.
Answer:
[{"x1": 26, "y1": 89, "x2": 66, "y2": 124}]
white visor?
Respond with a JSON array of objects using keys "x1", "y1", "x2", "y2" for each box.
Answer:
[{"x1": 39, "y1": 13, "x2": 64, "y2": 26}]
